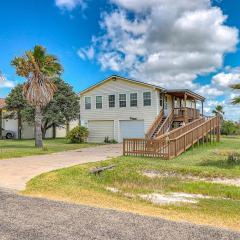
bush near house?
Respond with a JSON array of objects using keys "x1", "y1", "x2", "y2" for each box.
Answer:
[{"x1": 66, "y1": 126, "x2": 89, "y2": 143}]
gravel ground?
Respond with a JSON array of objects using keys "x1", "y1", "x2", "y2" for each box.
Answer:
[{"x1": 0, "y1": 189, "x2": 239, "y2": 240}]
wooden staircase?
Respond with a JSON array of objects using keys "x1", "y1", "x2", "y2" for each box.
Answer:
[
  {"x1": 146, "y1": 110, "x2": 174, "y2": 139},
  {"x1": 123, "y1": 115, "x2": 221, "y2": 159}
]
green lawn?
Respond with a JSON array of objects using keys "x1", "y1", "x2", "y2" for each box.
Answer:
[
  {"x1": 0, "y1": 139, "x2": 98, "y2": 159},
  {"x1": 23, "y1": 136, "x2": 240, "y2": 231}
]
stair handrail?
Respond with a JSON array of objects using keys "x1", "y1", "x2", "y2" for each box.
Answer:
[
  {"x1": 145, "y1": 110, "x2": 164, "y2": 139},
  {"x1": 156, "y1": 117, "x2": 205, "y2": 141},
  {"x1": 155, "y1": 110, "x2": 174, "y2": 138},
  {"x1": 171, "y1": 116, "x2": 216, "y2": 140}
]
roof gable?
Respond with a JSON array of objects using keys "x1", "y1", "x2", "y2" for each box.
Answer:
[{"x1": 79, "y1": 75, "x2": 165, "y2": 95}]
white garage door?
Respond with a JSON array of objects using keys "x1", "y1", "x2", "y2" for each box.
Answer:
[
  {"x1": 88, "y1": 120, "x2": 114, "y2": 143},
  {"x1": 120, "y1": 120, "x2": 144, "y2": 142}
]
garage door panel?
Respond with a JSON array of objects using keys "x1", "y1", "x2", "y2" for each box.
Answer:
[
  {"x1": 120, "y1": 120, "x2": 144, "y2": 142},
  {"x1": 88, "y1": 120, "x2": 114, "y2": 143}
]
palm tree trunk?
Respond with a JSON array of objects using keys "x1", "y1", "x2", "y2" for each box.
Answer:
[{"x1": 35, "y1": 105, "x2": 43, "y2": 148}]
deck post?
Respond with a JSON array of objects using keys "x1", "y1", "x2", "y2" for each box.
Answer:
[
  {"x1": 201, "y1": 101, "x2": 204, "y2": 116},
  {"x1": 184, "y1": 93, "x2": 187, "y2": 124},
  {"x1": 123, "y1": 139, "x2": 126, "y2": 156}
]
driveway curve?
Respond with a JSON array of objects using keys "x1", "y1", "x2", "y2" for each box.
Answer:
[{"x1": 0, "y1": 144, "x2": 122, "y2": 190}]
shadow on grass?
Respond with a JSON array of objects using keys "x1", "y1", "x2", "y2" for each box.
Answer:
[{"x1": 199, "y1": 159, "x2": 240, "y2": 169}]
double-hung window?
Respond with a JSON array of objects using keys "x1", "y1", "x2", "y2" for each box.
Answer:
[
  {"x1": 96, "y1": 96, "x2": 102, "y2": 109},
  {"x1": 130, "y1": 93, "x2": 137, "y2": 107},
  {"x1": 85, "y1": 97, "x2": 91, "y2": 110},
  {"x1": 109, "y1": 95, "x2": 115, "y2": 108},
  {"x1": 119, "y1": 94, "x2": 126, "y2": 108},
  {"x1": 143, "y1": 92, "x2": 151, "y2": 106}
]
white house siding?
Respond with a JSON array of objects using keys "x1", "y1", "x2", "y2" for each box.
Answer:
[
  {"x1": 80, "y1": 78, "x2": 163, "y2": 142},
  {"x1": 2, "y1": 117, "x2": 78, "y2": 139}
]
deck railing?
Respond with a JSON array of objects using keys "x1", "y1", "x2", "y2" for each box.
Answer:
[
  {"x1": 174, "y1": 107, "x2": 200, "y2": 120},
  {"x1": 123, "y1": 116, "x2": 220, "y2": 159},
  {"x1": 145, "y1": 110, "x2": 164, "y2": 139},
  {"x1": 167, "y1": 116, "x2": 220, "y2": 158}
]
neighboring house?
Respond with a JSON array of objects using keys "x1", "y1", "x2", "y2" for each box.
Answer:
[
  {"x1": 0, "y1": 98, "x2": 78, "y2": 139},
  {"x1": 79, "y1": 75, "x2": 205, "y2": 143}
]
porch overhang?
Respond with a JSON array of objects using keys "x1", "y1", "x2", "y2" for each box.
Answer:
[{"x1": 166, "y1": 89, "x2": 205, "y2": 101}]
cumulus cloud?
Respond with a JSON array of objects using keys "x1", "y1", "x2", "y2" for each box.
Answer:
[
  {"x1": 196, "y1": 85, "x2": 223, "y2": 98},
  {"x1": 0, "y1": 73, "x2": 15, "y2": 88},
  {"x1": 55, "y1": 0, "x2": 86, "y2": 11},
  {"x1": 91, "y1": 0, "x2": 238, "y2": 89},
  {"x1": 197, "y1": 67, "x2": 240, "y2": 120},
  {"x1": 77, "y1": 46, "x2": 95, "y2": 60},
  {"x1": 212, "y1": 68, "x2": 240, "y2": 88}
]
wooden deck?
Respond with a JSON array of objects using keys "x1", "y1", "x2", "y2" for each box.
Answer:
[{"x1": 123, "y1": 116, "x2": 220, "y2": 159}]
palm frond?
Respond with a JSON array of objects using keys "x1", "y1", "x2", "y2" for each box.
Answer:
[
  {"x1": 23, "y1": 75, "x2": 57, "y2": 107},
  {"x1": 232, "y1": 97, "x2": 240, "y2": 105},
  {"x1": 231, "y1": 84, "x2": 240, "y2": 90}
]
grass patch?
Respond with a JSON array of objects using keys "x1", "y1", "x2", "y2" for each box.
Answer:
[
  {"x1": 23, "y1": 137, "x2": 240, "y2": 231},
  {"x1": 0, "y1": 138, "x2": 98, "y2": 159}
]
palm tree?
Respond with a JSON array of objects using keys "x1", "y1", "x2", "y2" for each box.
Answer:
[
  {"x1": 11, "y1": 45, "x2": 63, "y2": 147},
  {"x1": 212, "y1": 105, "x2": 224, "y2": 117},
  {"x1": 231, "y1": 84, "x2": 240, "y2": 105}
]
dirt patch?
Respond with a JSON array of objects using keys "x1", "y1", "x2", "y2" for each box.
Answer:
[
  {"x1": 143, "y1": 170, "x2": 240, "y2": 187},
  {"x1": 140, "y1": 192, "x2": 211, "y2": 205}
]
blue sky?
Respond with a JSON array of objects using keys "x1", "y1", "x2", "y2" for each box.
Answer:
[{"x1": 0, "y1": 0, "x2": 240, "y2": 120}]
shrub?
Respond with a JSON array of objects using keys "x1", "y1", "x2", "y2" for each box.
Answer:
[
  {"x1": 104, "y1": 136, "x2": 118, "y2": 144},
  {"x1": 66, "y1": 126, "x2": 89, "y2": 143},
  {"x1": 227, "y1": 152, "x2": 240, "y2": 165}
]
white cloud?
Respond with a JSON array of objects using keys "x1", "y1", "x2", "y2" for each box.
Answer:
[
  {"x1": 55, "y1": 0, "x2": 86, "y2": 11},
  {"x1": 77, "y1": 46, "x2": 95, "y2": 60},
  {"x1": 212, "y1": 68, "x2": 240, "y2": 88},
  {"x1": 196, "y1": 85, "x2": 223, "y2": 98},
  {"x1": 91, "y1": 0, "x2": 238, "y2": 89},
  {"x1": 0, "y1": 74, "x2": 15, "y2": 88}
]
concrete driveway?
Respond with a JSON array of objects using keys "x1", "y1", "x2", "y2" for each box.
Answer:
[{"x1": 0, "y1": 144, "x2": 122, "y2": 190}]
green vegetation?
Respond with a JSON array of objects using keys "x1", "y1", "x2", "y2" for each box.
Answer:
[
  {"x1": 221, "y1": 120, "x2": 240, "y2": 135},
  {"x1": 231, "y1": 83, "x2": 240, "y2": 105},
  {"x1": 66, "y1": 126, "x2": 89, "y2": 143},
  {"x1": 23, "y1": 137, "x2": 240, "y2": 231},
  {"x1": 0, "y1": 139, "x2": 97, "y2": 159},
  {"x1": 12, "y1": 45, "x2": 63, "y2": 148}
]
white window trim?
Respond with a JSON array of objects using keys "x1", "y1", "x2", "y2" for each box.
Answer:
[
  {"x1": 108, "y1": 94, "x2": 116, "y2": 108},
  {"x1": 143, "y1": 92, "x2": 151, "y2": 106},
  {"x1": 130, "y1": 93, "x2": 138, "y2": 107},
  {"x1": 119, "y1": 93, "x2": 127, "y2": 108},
  {"x1": 96, "y1": 96, "x2": 103, "y2": 109},
  {"x1": 85, "y1": 96, "x2": 91, "y2": 110}
]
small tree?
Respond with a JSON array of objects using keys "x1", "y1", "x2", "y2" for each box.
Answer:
[{"x1": 5, "y1": 84, "x2": 29, "y2": 139}]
